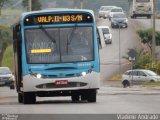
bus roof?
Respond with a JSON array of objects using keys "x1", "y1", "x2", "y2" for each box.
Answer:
[{"x1": 21, "y1": 9, "x2": 95, "y2": 19}]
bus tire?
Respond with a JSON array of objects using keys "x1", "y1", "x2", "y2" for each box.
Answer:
[
  {"x1": 81, "y1": 91, "x2": 87, "y2": 101},
  {"x1": 87, "y1": 89, "x2": 97, "y2": 103},
  {"x1": 18, "y1": 93, "x2": 23, "y2": 103},
  {"x1": 71, "y1": 91, "x2": 80, "y2": 102},
  {"x1": 23, "y1": 92, "x2": 36, "y2": 104},
  {"x1": 71, "y1": 95, "x2": 79, "y2": 102}
]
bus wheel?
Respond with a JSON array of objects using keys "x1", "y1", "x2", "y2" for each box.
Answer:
[
  {"x1": 23, "y1": 92, "x2": 36, "y2": 104},
  {"x1": 81, "y1": 92, "x2": 87, "y2": 101},
  {"x1": 18, "y1": 93, "x2": 23, "y2": 103},
  {"x1": 87, "y1": 89, "x2": 97, "y2": 103},
  {"x1": 71, "y1": 91, "x2": 80, "y2": 102},
  {"x1": 71, "y1": 95, "x2": 80, "y2": 102}
]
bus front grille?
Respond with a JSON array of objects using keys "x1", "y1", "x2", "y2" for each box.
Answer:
[{"x1": 36, "y1": 82, "x2": 87, "y2": 89}]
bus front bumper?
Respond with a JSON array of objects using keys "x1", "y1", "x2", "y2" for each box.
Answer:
[{"x1": 22, "y1": 72, "x2": 100, "y2": 92}]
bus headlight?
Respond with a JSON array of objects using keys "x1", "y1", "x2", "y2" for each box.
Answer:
[
  {"x1": 82, "y1": 72, "x2": 87, "y2": 77},
  {"x1": 36, "y1": 74, "x2": 42, "y2": 79}
]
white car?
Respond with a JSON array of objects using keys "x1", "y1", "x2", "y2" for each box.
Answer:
[
  {"x1": 98, "y1": 6, "x2": 117, "y2": 18},
  {"x1": 97, "y1": 26, "x2": 112, "y2": 44},
  {"x1": 0, "y1": 67, "x2": 15, "y2": 89},
  {"x1": 109, "y1": 7, "x2": 124, "y2": 20},
  {"x1": 122, "y1": 69, "x2": 160, "y2": 88}
]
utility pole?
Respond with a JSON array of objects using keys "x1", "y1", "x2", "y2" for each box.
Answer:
[
  {"x1": 28, "y1": 0, "x2": 32, "y2": 11},
  {"x1": 152, "y1": 0, "x2": 156, "y2": 60},
  {"x1": 118, "y1": 23, "x2": 121, "y2": 75}
]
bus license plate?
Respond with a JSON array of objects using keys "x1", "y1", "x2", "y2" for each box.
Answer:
[{"x1": 55, "y1": 80, "x2": 68, "y2": 85}]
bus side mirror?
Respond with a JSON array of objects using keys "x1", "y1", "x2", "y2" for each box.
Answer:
[{"x1": 96, "y1": 29, "x2": 102, "y2": 49}]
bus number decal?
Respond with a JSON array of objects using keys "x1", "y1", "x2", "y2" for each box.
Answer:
[{"x1": 31, "y1": 48, "x2": 52, "y2": 54}]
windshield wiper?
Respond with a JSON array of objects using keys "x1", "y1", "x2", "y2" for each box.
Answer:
[
  {"x1": 39, "y1": 25, "x2": 58, "y2": 52},
  {"x1": 67, "y1": 25, "x2": 78, "y2": 45},
  {"x1": 66, "y1": 25, "x2": 78, "y2": 54},
  {"x1": 39, "y1": 25, "x2": 56, "y2": 43}
]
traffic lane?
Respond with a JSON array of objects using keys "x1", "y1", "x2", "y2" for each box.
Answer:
[
  {"x1": 132, "y1": 19, "x2": 160, "y2": 30},
  {"x1": 1, "y1": 87, "x2": 160, "y2": 114},
  {"x1": 1, "y1": 94, "x2": 160, "y2": 114},
  {"x1": 107, "y1": 19, "x2": 142, "y2": 60},
  {"x1": 97, "y1": 18, "x2": 142, "y2": 81},
  {"x1": 97, "y1": 18, "x2": 142, "y2": 62},
  {"x1": 0, "y1": 87, "x2": 17, "y2": 97},
  {"x1": 98, "y1": 18, "x2": 130, "y2": 81}
]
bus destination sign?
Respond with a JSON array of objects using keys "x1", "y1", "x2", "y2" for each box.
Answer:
[{"x1": 24, "y1": 13, "x2": 93, "y2": 25}]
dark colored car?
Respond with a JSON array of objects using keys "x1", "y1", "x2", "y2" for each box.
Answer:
[
  {"x1": 0, "y1": 67, "x2": 15, "y2": 89},
  {"x1": 111, "y1": 13, "x2": 128, "y2": 28}
]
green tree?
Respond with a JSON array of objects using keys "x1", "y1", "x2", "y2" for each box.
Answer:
[
  {"x1": 134, "y1": 54, "x2": 152, "y2": 69},
  {"x1": 124, "y1": 48, "x2": 153, "y2": 69},
  {"x1": 136, "y1": 29, "x2": 160, "y2": 54},
  {"x1": 22, "y1": 0, "x2": 42, "y2": 11},
  {"x1": 145, "y1": 61, "x2": 160, "y2": 74},
  {"x1": 0, "y1": 0, "x2": 9, "y2": 15},
  {"x1": 0, "y1": 25, "x2": 12, "y2": 66}
]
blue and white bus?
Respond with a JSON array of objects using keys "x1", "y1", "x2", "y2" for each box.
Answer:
[{"x1": 13, "y1": 9, "x2": 100, "y2": 104}]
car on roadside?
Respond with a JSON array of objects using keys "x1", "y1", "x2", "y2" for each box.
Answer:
[
  {"x1": 109, "y1": 7, "x2": 124, "y2": 20},
  {"x1": 97, "y1": 26, "x2": 112, "y2": 44},
  {"x1": 121, "y1": 69, "x2": 160, "y2": 88},
  {"x1": 98, "y1": 6, "x2": 117, "y2": 19},
  {"x1": 111, "y1": 13, "x2": 128, "y2": 28},
  {"x1": 0, "y1": 67, "x2": 15, "y2": 89}
]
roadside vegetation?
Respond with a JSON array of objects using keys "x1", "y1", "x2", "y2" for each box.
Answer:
[
  {"x1": 123, "y1": 29, "x2": 160, "y2": 75},
  {"x1": 0, "y1": 25, "x2": 12, "y2": 67},
  {"x1": 109, "y1": 75, "x2": 122, "y2": 81},
  {"x1": 0, "y1": 0, "x2": 42, "y2": 71},
  {"x1": 1, "y1": 45, "x2": 14, "y2": 71},
  {"x1": 136, "y1": 29, "x2": 160, "y2": 53},
  {"x1": 142, "y1": 82, "x2": 160, "y2": 87},
  {"x1": 135, "y1": 29, "x2": 160, "y2": 74}
]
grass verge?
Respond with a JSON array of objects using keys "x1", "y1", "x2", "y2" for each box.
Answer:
[
  {"x1": 109, "y1": 75, "x2": 122, "y2": 81},
  {"x1": 142, "y1": 82, "x2": 160, "y2": 87},
  {"x1": 2, "y1": 45, "x2": 14, "y2": 71}
]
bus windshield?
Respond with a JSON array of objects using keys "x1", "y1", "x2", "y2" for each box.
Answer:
[{"x1": 25, "y1": 27, "x2": 94, "y2": 64}]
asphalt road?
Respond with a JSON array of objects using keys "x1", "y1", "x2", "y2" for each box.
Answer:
[
  {"x1": 0, "y1": 86, "x2": 160, "y2": 114},
  {"x1": 97, "y1": 18, "x2": 143, "y2": 82},
  {"x1": 132, "y1": 19, "x2": 160, "y2": 30},
  {"x1": 1, "y1": 18, "x2": 160, "y2": 115}
]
